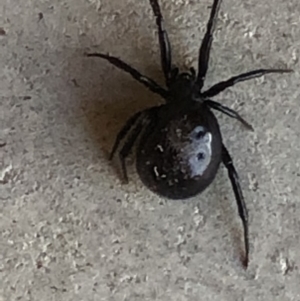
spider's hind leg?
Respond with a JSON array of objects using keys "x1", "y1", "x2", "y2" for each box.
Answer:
[
  {"x1": 110, "y1": 111, "x2": 143, "y2": 161},
  {"x1": 222, "y1": 144, "x2": 249, "y2": 268},
  {"x1": 205, "y1": 99, "x2": 254, "y2": 131},
  {"x1": 111, "y1": 108, "x2": 157, "y2": 183},
  {"x1": 118, "y1": 120, "x2": 145, "y2": 183}
]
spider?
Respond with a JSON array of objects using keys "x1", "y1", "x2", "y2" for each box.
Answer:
[{"x1": 86, "y1": 0, "x2": 292, "y2": 268}]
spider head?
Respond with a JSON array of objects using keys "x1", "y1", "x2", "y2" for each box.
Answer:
[{"x1": 168, "y1": 67, "x2": 197, "y2": 102}]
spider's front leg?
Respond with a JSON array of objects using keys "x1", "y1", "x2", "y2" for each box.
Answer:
[
  {"x1": 85, "y1": 52, "x2": 168, "y2": 99},
  {"x1": 149, "y1": 0, "x2": 172, "y2": 86},
  {"x1": 202, "y1": 69, "x2": 293, "y2": 98},
  {"x1": 196, "y1": 0, "x2": 222, "y2": 89}
]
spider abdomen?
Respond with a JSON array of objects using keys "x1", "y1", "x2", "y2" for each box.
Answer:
[{"x1": 136, "y1": 102, "x2": 223, "y2": 199}]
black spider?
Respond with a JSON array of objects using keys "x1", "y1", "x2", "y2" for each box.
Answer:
[{"x1": 86, "y1": 0, "x2": 292, "y2": 268}]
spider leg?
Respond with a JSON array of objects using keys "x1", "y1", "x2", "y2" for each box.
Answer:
[
  {"x1": 119, "y1": 121, "x2": 145, "y2": 183},
  {"x1": 149, "y1": 0, "x2": 172, "y2": 86},
  {"x1": 196, "y1": 0, "x2": 222, "y2": 89},
  {"x1": 222, "y1": 144, "x2": 249, "y2": 268},
  {"x1": 112, "y1": 108, "x2": 158, "y2": 183},
  {"x1": 205, "y1": 99, "x2": 253, "y2": 131},
  {"x1": 202, "y1": 68, "x2": 293, "y2": 98},
  {"x1": 86, "y1": 53, "x2": 168, "y2": 99},
  {"x1": 109, "y1": 111, "x2": 143, "y2": 160}
]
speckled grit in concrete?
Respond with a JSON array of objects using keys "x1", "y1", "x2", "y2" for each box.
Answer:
[{"x1": 1, "y1": 0, "x2": 300, "y2": 300}]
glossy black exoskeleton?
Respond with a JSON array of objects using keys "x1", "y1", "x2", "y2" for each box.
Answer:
[{"x1": 86, "y1": 0, "x2": 292, "y2": 268}]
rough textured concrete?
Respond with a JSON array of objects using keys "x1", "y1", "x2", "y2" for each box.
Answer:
[{"x1": 1, "y1": 0, "x2": 300, "y2": 300}]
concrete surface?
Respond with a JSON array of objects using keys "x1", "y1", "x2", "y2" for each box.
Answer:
[{"x1": 1, "y1": 0, "x2": 300, "y2": 300}]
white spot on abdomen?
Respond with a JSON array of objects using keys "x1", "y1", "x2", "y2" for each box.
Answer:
[
  {"x1": 153, "y1": 166, "x2": 160, "y2": 178},
  {"x1": 156, "y1": 144, "x2": 164, "y2": 152},
  {"x1": 181, "y1": 127, "x2": 213, "y2": 177}
]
